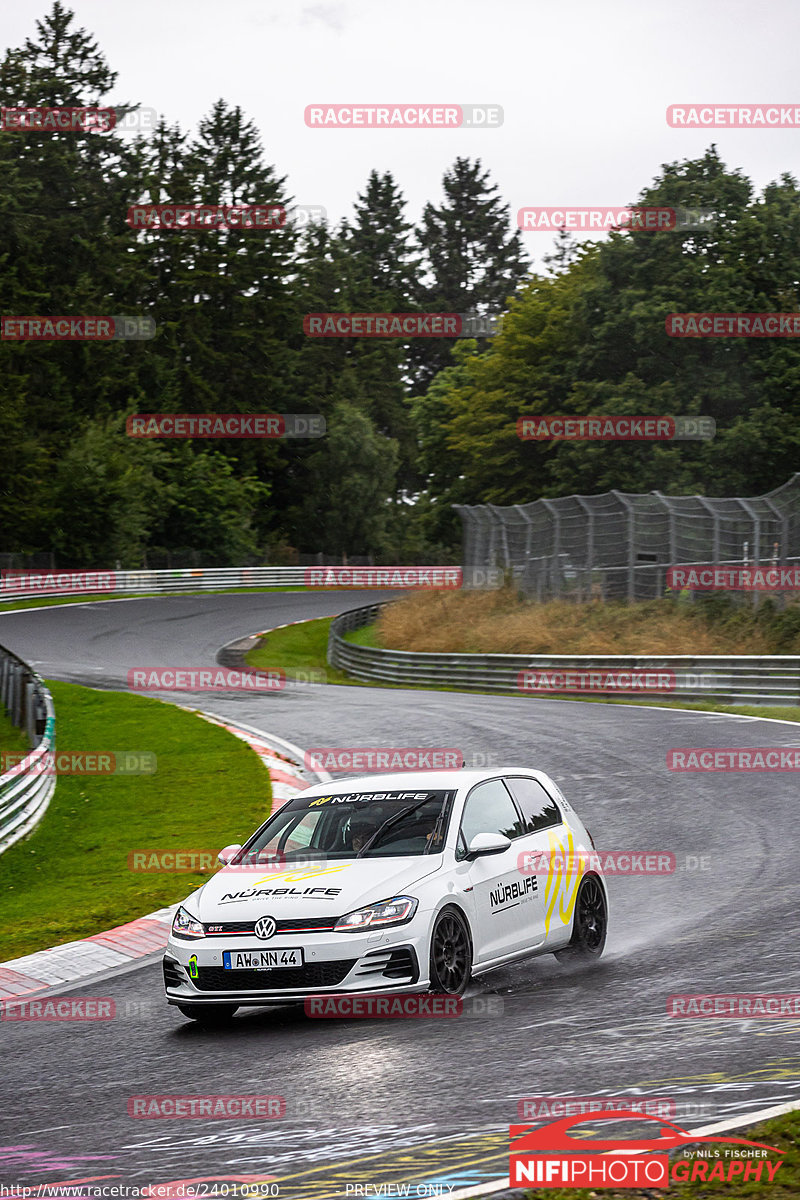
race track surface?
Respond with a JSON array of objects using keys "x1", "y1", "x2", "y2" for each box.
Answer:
[{"x1": 2, "y1": 592, "x2": 799, "y2": 1197}]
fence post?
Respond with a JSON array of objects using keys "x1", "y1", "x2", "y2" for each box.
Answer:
[
  {"x1": 539, "y1": 499, "x2": 561, "y2": 600},
  {"x1": 738, "y1": 498, "x2": 761, "y2": 610},
  {"x1": 575, "y1": 496, "x2": 594, "y2": 602},
  {"x1": 611, "y1": 491, "x2": 636, "y2": 602}
]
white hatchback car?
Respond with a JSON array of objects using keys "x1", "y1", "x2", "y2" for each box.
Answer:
[{"x1": 163, "y1": 769, "x2": 608, "y2": 1022}]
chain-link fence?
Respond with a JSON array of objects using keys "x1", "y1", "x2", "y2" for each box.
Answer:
[{"x1": 455, "y1": 474, "x2": 800, "y2": 602}]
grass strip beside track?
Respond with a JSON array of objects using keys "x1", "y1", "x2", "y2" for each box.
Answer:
[
  {"x1": 0, "y1": 681, "x2": 271, "y2": 959},
  {"x1": 246, "y1": 616, "x2": 360, "y2": 684},
  {"x1": 246, "y1": 617, "x2": 800, "y2": 723},
  {"x1": 376, "y1": 588, "x2": 800, "y2": 655}
]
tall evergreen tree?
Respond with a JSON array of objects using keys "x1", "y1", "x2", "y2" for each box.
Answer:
[
  {"x1": 410, "y1": 157, "x2": 529, "y2": 393},
  {"x1": 339, "y1": 171, "x2": 420, "y2": 480},
  {"x1": 0, "y1": 2, "x2": 155, "y2": 553}
]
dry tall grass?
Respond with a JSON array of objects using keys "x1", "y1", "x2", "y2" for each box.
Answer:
[{"x1": 376, "y1": 589, "x2": 776, "y2": 655}]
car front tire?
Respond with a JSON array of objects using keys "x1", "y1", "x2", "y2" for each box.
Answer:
[{"x1": 429, "y1": 905, "x2": 473, "y2": 994}]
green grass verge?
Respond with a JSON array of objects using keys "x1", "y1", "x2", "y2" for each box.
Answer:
[
  {"x1": 246, "y1": 617, "x2": 800, "y2": 724},
  {"x1": 491, "y1": 1109, "x2": 800, "y2": 1200},
  {"x1": 0, "y1": 704, "x2": 30, "y2": 756},
  {"x1": 344, "y1": 623, "x2": 381, "y2": 648},
  {"x1": 246, "y1": 616, "x2": 355, "y2": 684},
  {"x1": 0, "y1": 681, "x2": 271, "y2": 959}
]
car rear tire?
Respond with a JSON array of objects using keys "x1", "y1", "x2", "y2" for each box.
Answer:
[
  {"x1": 176, "y1": 1003, "x2": 239, "y2": 1024},
  {"x1": 429, "y1": 906, "x2": 472, "y2": 994},
  {"x1": 554, "y1": 875, "x2": 607, "y2": 962}
]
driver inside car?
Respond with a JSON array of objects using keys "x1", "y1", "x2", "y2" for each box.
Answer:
[{"x1": 348, "y1": 818, "x2": 377, "y2": 854}]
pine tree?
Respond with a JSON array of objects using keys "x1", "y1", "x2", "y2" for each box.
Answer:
[{"x1": 411, "y1": 157, "x2": 530, "y2": 393}]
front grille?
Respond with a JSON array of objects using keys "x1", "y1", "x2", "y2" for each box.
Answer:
[
  {"x1": 204, "y1": 916, "x2": 336, "y2": 936},
  {"x1": 194, "y1": 960, "x2": 357, "y2": 992},
  {"x1": 163, "y1": 956, "x2": 184, "y2": 988}
]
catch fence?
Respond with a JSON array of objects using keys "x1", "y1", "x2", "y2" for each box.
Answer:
[{"x1": 455, "y1": 474, "x2": 800, "y2": 601}]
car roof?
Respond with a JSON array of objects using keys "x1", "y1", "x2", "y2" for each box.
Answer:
[{"x1": 298, "y1": 768, "x2": 551, "y2": 796}]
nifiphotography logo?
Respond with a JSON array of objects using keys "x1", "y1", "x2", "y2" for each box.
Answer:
[{"x1": 509, "y1": 1111, "x2": 784, "y2": 1188}]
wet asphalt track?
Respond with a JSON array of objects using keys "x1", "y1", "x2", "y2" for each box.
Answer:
[{"x1": 2, "y1": 591, "x2": 800, "y2": 1197}]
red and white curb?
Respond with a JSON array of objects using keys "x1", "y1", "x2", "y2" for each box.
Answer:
[{"x1": 0, "y1": 716, "x2": 325, "y2": 1004}]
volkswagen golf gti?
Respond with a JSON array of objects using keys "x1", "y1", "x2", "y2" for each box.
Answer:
[{"x1": 163, "y1": 768, "x2": 608, "y2": 1022}]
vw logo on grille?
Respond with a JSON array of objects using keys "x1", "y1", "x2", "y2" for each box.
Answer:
[{"x1": 254, "y1": 916, "x2": 276, "y2": 940}]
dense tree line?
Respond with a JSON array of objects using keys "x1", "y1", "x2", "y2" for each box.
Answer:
[{"x1": 2, "y1": 5, "x2": 799, "y2": 567}]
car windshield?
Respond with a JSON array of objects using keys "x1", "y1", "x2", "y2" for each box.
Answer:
[{"x1": 242, "y1": 789, "x2": 453, "y2": 860}]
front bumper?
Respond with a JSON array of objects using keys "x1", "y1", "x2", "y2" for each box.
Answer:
[{"x1": 164, "y1": 926, "x2": 428, "y2": 1006}]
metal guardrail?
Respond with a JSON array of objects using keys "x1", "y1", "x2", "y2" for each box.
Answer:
[
  {"x1": 0, "y1": 565, "x2": 464, "y2": 602},
  {"x1": 0, "y1": 645, "x2": 56, "y2": 854},
  {"x1": 0, "y1": 566, "x2": 309, "y2": 601},
  {"x1": 328, "y1": 603, "x2": 800, "y2": 705}
]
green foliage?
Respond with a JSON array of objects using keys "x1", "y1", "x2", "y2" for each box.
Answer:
[
  {"x1": 295, "y1": 400, "x2": 398, "y2": 558},
  {"x1": 7, "y1": 9, "x2": 800, "y2": 566},
  {"x1": 416, "y1": 146, "x2": 800, "y2": 514}
]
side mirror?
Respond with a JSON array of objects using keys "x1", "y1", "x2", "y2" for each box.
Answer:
[
  {"x1": 467, "y1": 832, "x2": 512, "y2": 859},
  {"x1": 218, "y1": 843, "x2": 243, "y2": 866}
]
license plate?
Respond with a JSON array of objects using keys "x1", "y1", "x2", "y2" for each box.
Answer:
[{"x1": 222, "y1": 948, "x2": 303, "y2": 970}]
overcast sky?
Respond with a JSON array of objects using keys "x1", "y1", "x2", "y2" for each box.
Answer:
[{"x1": 4, "y1": 0, "x2": 798, "y2": 268}]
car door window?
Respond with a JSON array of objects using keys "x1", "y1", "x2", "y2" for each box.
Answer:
[
  {"x1": 458, "y1": 779, "x2": 523, "y2": 858},
  {"x1": 505, "y1": 776, "x2": 562, "y2": 833}
]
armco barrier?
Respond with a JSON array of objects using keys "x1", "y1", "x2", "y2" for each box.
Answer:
[
  {"x1": 0, "y1": 646, "x2": 56, "y2": 854},
  {"x1": 0, "y1": 566, "x2": 306, "y2": 600},
  {"x1": 0, "y1": 565, "x2": 462, "y2": 601},
  {"x1": 328, "y1": 603, "x2": 800, "y2": 705}
]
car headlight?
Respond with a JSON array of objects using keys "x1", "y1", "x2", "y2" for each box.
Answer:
[
  {"x1": 334, "y1": 896, "x2": 418, "y2": 932},
  {"x1": 172, "y1": 906, "x2": 205, "y2": 940}
]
